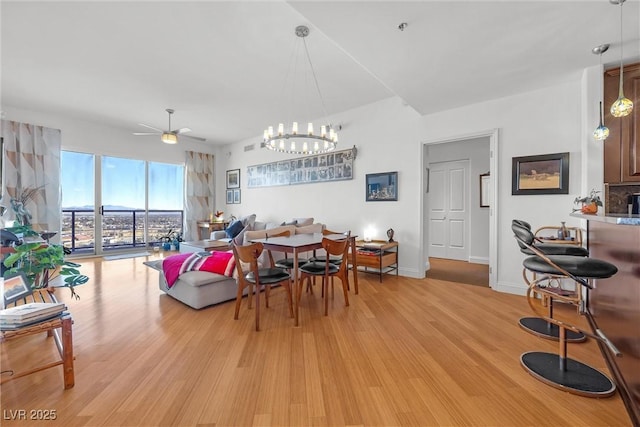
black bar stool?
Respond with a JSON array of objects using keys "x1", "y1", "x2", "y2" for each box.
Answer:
[
  {"x1": 512, "y1": 222, "x2": 621, "y2": 397},
  {"x1": 512, "y1": 219, "x2": 588, "y2": 342}
]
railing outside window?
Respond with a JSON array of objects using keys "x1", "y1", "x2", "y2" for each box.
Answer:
[{"x1": 61, "y1": 209, "x2": 183, "y2": 254}]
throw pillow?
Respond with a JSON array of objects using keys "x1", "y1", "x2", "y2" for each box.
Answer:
[
  {"x1": 238, "y1": 214, "x2": 257, "y2": 228},
  {"x1": 280, "y1": 220, "x2": 297, "y2": 226},
  {"x1": 232, "y1": 224, "x2": 250, "y2": 246},
  {"x1": 225, "y1": 220, "x2": 244, "y2": 239},
  {"x1": 294, "y1": 217, "x2": 314, "y2": 227},
  {"x1": 199, "y1": 251, "x2": 236, "y2": 277}
]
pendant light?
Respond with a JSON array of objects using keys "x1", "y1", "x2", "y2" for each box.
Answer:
[
  {"x1": 592, "y1": 44, "x2": 610, "y2": 141},
  {"x1": 609, "y1": 0, "x2": 633, "y2": 118}
]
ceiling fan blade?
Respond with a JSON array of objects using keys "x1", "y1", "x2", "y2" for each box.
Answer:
[
  {"x1": 138, "y1": 123, "x2": 163, "y2": 132},
  {"x1": 174, "y1": 127, "x2": 192, "y2": 134},
  {"x1": 182, "y1": 134, "x2": 207, "y2": 142},
  {"x1": 133, "y1": 132, "x2": 161, "y2": 136}
]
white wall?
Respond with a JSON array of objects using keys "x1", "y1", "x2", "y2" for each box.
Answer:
[
  {"x1": 5, "y1": 68, "x2": 603, "y2": 295},
  {"x1": 421, "y1": 79, "x2": 594, "y2": 294},
  {"x1": 217, "y1": 97, "x2": 426, "y2": 278},
  {"x1": 425, "y1": 137, "x2": 490, "y2": 264},
  {"x1": 3, "y1": 106, "x2": 217, "y2": 163}
]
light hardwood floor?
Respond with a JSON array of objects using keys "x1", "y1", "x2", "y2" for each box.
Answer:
[{"x1": 0, "y1": 253, "x2": 631, "y2": 426}]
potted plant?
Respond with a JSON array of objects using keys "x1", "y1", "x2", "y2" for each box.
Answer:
[
  {"x1": 573, "y1": 189, "x2": 603, "y2": 214},
  {"x1": 170, "y1": 231, "x2": 183, "y2": 250},
  {"x1": 2, "y1": 224, "x2": 89, "y2": 300}
]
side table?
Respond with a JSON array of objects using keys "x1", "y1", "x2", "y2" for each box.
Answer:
[
  {"x1": 197, "y1": 221, "x2": 229, "y2": 240},
  {"x1": 0, "y1": 289, "x2": 74, "y2": 389},
  {"x1": 355, "y1": 240, "x2": 399, "y2": 282}
]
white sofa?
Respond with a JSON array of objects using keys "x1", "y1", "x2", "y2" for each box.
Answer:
[{"x1": 158, "y1": 215, "x2": 323, "y2": 309}]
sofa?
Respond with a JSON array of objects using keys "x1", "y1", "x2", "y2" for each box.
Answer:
[{"x1": 157, "y1": 214, "x2": 324, "y2": 309}]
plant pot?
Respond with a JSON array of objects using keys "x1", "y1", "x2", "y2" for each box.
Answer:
[
  {"x1": 162, "y1": 242, "x2": 172, "y2": 251},
  {"x1": 172, "y1": 240, "x2": 180, "y2": 251},
  {"x1": 581, "y1": 202, "x2": 598, "y2": 214}
]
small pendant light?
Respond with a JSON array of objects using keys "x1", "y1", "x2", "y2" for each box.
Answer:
[
  {"x1": 610, "y1": 0, "x2": 634, "y2": 118},
  {"x1": 592, "y1": 44, "x2": 610, "y2": 141},
  {"x1": 594, "y1": 102, "x2": 610, "y2": 141}
]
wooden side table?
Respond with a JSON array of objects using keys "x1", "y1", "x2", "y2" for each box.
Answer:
[
  {"x1": 355, "y1": 240, "x2": 399, "y2": 282},
  {"x1": 0, "y1": 290, "x2": 74, "y2": 389},
  {"x1": 196, "y1": 221, "x2": 229, "y2": 240}
]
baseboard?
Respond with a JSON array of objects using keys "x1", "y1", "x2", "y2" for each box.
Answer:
[
  {"x1": 469, "y1": 256, "x2": 489, "y2": 265},
  {"x1": 492, "y1": 280, "x2": 527, "y2": 296}
]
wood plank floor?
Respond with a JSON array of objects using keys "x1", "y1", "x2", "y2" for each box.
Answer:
[{"x1": 0, "y1": 253, "x2": 631, "y2": 426}]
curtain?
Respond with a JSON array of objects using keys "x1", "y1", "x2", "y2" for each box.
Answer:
[
  {"x1": 184, "y1": 150, "x2": 214, "y2": 241},
  {"x1": 0, "y1": 120, "x2": 61, "y2": 237}
]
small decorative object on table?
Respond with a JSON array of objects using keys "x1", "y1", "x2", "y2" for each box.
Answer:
[
  {"x1": 386, "y1": 228, "x2": 394, "y2": 242},
  {"x1": 214, "y1": 210, "x2": 224, "y2": 222},
  {"x1": 557, "y1": 222, "x2": 569, "y2": 240},
  {"x1": 573, "y1": 189, "x2": 603, "y2": 215}
]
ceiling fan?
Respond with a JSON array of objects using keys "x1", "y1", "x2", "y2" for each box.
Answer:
[{"x1": 133, "y1": 108, "x2": 206, "y2": 144}]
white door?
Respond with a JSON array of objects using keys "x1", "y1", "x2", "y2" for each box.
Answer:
[{"x1": 428, "y1": 160, "x2": 469, "y2": 261}]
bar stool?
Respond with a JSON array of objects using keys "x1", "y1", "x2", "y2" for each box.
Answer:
[
  {"x1": 512, "y1": 222, "x2": 621, "y2": 397},
  {"x1": 512, "y1": 219, "x2": 588, "y2": 342}
]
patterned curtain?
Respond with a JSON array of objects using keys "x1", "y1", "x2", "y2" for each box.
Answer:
[
  {"x1": 184, "y1": 150, "x2": 214, "y2": 241},
  {"x1": 1, "y1": 120, "x2": 61, "y2": 237}
]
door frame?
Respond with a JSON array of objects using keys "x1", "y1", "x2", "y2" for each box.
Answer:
[{"x1": 420, "y1": 129, "x2": 499, "y2": 288}]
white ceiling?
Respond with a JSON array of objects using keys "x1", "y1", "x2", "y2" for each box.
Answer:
[{"x1": 2, "y1": 1, "x2": 639, "y2": 146}]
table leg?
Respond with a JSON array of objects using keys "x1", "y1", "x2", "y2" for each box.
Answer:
[
  {"x1": 61, "y1": 317, "x2": 75, "y2": 389},
  {"x1": 293, "y1": 249, "x2": 300, "y2": 326},
  {"x1": 351, "y1": 238, "x2": 359, "y2": 294}
]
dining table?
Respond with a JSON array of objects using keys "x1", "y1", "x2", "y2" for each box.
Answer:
[{"x1": 249, "y1": 232, "x2": 358, "y2": 326}]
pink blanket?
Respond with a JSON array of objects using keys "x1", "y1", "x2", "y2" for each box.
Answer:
[{"x1": 162, "y1": 251, "x2": 236, "y2": 288}]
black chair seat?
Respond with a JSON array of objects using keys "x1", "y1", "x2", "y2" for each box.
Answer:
[
  {"x1": 523, "y1": 255, "x2": 618, "y2": 279},
  {"x1": 246, "y1": 267, "x2": 290, "y2": 284},
  {"x1": 299, "y1": 261, "x2": 339, "y2": 275},
  {"x1": 275, "y1": 258, "x2": 309, "y2": 269},
  {"x1": 520, "y1": 244, "x2": 589, "y2": 257},
  {"x1": 309, "y1": 255, "x2": 342, "y2": 265}
]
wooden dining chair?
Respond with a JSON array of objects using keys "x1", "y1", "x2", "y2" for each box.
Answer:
[
  {"x1": 299, "y1": 234, "x2": 350, "y2": 316},
  {"x1": 310, "y1": 229, "x2": 349, "y2": 265},
  {"x1": 232, "y1": 242, "x2": 293, "y2": 331}
]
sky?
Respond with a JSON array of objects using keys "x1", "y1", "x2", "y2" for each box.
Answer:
[{"x1": 61, "y1": 151, "x2": 184, "y2": 210}]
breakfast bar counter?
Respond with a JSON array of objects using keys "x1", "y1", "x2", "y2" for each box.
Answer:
[{"x1": 571, "y1": 212, "x2": 639, "y2": 424}]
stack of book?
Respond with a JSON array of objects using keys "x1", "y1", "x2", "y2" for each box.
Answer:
[{"x1": 0, "y1": 302, "x2": 67, "y2": 330}]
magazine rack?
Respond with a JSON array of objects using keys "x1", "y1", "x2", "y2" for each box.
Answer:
[{"x1": 0, "y1": 289, "x2": 74, "y2": 389}]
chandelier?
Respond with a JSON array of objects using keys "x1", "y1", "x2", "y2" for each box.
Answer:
[{"x1": 263, "y1": 25, "x2": 339, "y2": 155}]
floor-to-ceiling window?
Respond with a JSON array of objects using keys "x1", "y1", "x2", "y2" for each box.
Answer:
[{"x1": 61, "y1": 151, "x2": 184, "y2": 255}]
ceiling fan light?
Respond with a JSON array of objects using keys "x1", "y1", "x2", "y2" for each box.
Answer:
[{"x1": 161, "y1": 132, "x2": 178, "y2": 144}]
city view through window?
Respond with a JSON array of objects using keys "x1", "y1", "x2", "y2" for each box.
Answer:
[{"x1": 61, "y1": 152, "x2": 184, "y2": 253}]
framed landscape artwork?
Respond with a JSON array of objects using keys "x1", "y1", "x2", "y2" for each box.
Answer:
[
  {"x1": 512, "y1": 152, "x2": 569, "y2": 195},
  {"x1": 226, "y1": 169, "x2": 240, "y2": 189},
  {"x1": 3, "y1": 271, "x2": 32, "y2": 306},
  {"x1": 366, "y1": 171, "x2": 398, "y2": 201},
  {"x1": 233, "y1": 189, "x2": 241, "y2": 204},
  {"x1": 226, "y1": 189, "x2": 234, "y2": 204}
]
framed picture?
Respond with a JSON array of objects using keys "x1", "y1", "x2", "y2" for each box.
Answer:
[
  {"x1": 366, "y1": 171, "x2": 398, "y2": 201},
  {"x1": 3, "y1": 272, "x2": 32, "y2": 306},
  {"x1": 226, "y1": 189, "x2": 234, "y2": 204},
  {"x1": 226, "y1": 169, "x2": 240, "y2": 189},
  {"x1": 480, "y1": 173, "x2": 490, "y2": 207},
  {"x1": 512, "y1": 152, "x2": 569, "y2": 195},
  {"x1": 233, "y1": 189, "x2": 241, "y2": 204}
]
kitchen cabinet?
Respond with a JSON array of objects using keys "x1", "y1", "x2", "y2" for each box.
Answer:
[{"x1": 603, "y1": 62, "x2": 640, "y2": 183}]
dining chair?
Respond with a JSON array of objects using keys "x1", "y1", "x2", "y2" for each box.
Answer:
[
  {"x1": 310, "y1": 229, "x2": 349, "y2": 265},
  {"x1": 232, "y1": 242, "x2": 293, "y2": 331},
  {"x1": 299, "y1": 234, "x2": 350, "y2": 316}
]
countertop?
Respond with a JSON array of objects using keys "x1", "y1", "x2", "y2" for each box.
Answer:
[{"x1": 570, "y1": 212, "x2": 640, "y2": 225}]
